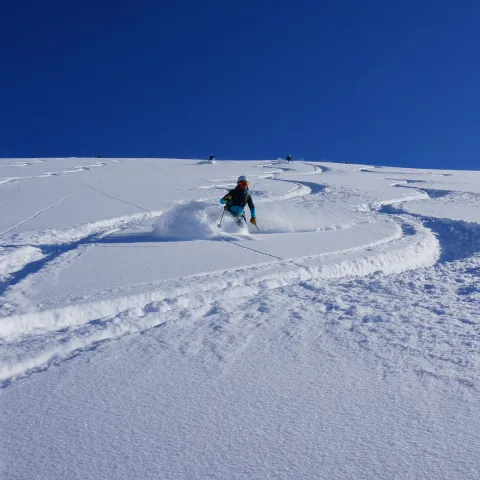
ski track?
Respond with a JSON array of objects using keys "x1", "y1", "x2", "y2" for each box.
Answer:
[
  {"x1": 0, "y1": 210, "x2": 165, "y2": 301},
  {"x1": 358, "y1": 167, "x2": 452, "y2": 177},
  {"x1": 0, "y1": 216, "x2": 438, "y2": 384},
  {"x1": 1, "y1": 160, "x2": 480, "y2": 386},
  {"x1": 0, "y1": 185, "x2": 90, "y2": 238},
  {"x1": 0, "y1": 161, "x2": 109, "y2": 185}
]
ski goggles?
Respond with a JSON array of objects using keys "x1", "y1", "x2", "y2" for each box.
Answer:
[{"x1": 238, "y1": 181, "x2": 248, "y2": 186}]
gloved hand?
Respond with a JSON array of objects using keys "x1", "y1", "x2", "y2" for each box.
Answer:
[
  {"x1": 250, "y1": 217, "x2": 257, "y2": 225},
  {"x1": 220, "y1": 194, "x2": 232, "y2": 207}
]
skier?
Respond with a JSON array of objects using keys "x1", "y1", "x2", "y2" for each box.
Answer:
[
  {"x1": 209, "y1": 154, "x2": 216, "y2": 161},
  {"x1": 220, "y1": 175, "x2": 257, "y2": 226},
  {"x1": 286, "y1": 154, "x2": 292, "y2": 162}
]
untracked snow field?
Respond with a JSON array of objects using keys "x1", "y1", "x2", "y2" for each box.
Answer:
[{"x1": 1, "y1": 157, "x2": 479, "y2": 479}]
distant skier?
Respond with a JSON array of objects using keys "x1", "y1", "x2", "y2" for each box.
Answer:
[
  {"x1": 220, "y1": 175, "x2": 257, "y2": 226},
  {"x1": 209, "y1": 154, "x2": 216, "y2": 161},
  {"x1": 286, "y1": 154, "x2": 292, "y2": 162}
]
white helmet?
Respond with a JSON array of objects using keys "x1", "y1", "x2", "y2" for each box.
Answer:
[{"x1": 237, "y1": 175, "x2": 248, "y2": 183}]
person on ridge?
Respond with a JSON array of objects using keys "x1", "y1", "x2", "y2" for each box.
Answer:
[
  {"x1": 220, "y1": 175, "x2": 257, "y2": 225},
  {"x1": 286, "y1": 154, "x2": 292, "y2": 162},
  {"x1": 209, "y1": 154, "x2": 216, "y2": 161}
]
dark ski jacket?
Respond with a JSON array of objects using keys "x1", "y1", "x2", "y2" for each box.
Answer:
[{"x1": 220, "y1": 186, "x2": 256, "y2": 217}]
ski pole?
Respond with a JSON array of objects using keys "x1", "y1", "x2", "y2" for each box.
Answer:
[
  {"x1": 250, "y1": 218, "x2": 260, "y2": 230},
  {"x1": 217, "y1": 209, "x2": 226, "y2": 228}
]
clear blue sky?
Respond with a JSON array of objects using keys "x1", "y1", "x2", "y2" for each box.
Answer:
[{"x1": 1, "y1": 0, "x2": 479, "y2": 169}]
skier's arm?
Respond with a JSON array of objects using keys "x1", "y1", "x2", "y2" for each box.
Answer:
[
  {"x1": 247, "y1": 195, "x2": 256, "y2": 218},
  {"x1": 220, "y1": 192, "x2": 232, "y2": 206}
]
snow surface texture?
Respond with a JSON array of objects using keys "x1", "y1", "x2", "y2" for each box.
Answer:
[{"x1": 1, "y1": 157, "x2": 479, "y2": 480}]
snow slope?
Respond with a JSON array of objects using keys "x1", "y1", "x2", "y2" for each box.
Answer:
[{"x1": 1, "y1": 157, "x2": 479, "y2": 479}]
